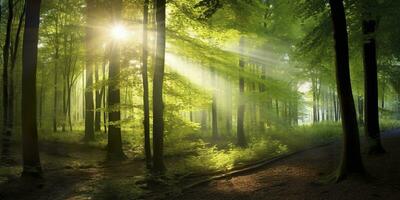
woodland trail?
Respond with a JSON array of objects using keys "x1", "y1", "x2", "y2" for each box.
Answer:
[
  {"x1": 176, "y1": 129, "x2": 400, "y2": 200},
  {"x1": 1, "y1": 130, "x2": 400, "y2": 200}
]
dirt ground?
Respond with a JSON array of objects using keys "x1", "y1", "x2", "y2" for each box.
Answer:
[
  {"x1": 1, "y1": 130, "x2": 400, "y2": 200},
  {"x1": 176, "y1": 129, "x2": 400, "y2": 200}
]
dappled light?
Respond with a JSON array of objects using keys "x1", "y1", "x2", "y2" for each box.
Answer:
[{"x1": 1, "y1": 0, "x2": 400, "y2": 199}]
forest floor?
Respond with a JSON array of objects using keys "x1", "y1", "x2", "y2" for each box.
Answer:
[
  {"x1": 0, "y1": 129, "x2": 400, "y2": 200},
  {"x1": 176, "y1": 129, "x2": 400, "y2": 200}
]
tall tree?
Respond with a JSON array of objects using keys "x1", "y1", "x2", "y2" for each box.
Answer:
[
  {"x1": 52, "y1": 3, "x2": 60, "y2": 132},
  {"x1": 4, "y1": 0, "x2": 26, "y2": 163},
  {"x1": 1, "y1": 0, "x2": 14, "y2": 164},
  {"x1": 84, "y1": 0, "x2": 95, "y2": 141},
  {"x1": 211, "y1": 66, "x2": 218, "y2": 139},
  {"x1": 237, "y1": 36, "x2": 246, "y2": 147},
  {"x1": 141, "y1": 0, "x2": 152, "y2": 169},
  {"x1": 152, "y1": 0, "x2": 166, "y2": 173},
  {"x1": 107, "y1": 0, "x2": 126, "y2": 160},
  {"x1": 361, "y1": 0, "x2": 385, "y2": 154},
  {"x1": 94, "y1": 65, "x2": 101, "y2": 132},
  {"x1": 328, "y1": 0, "x2": 365, "y2": 181},
  {"x1": 21, "y1": 0, "x2": 42, "y2": 177}
]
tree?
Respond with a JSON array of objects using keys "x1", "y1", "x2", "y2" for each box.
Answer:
[
  {"x1": 152, "y1": 0, "x2": 166, "y2": 174},
  {"x1": 141, "y1": 0, "x2": 152, "y2": 169},
  {"x1": 4, "y1": 0, "x2": 26, "y2": 163},
  {"x1": 361, "y1": 0, "x2": 385, "y2": 154},
  {"x1": 84, "y1": 0, "x2": 95, "y2": 141},
  {"x1": 21, "y1": 0, "x2": 42, "y2": 177},
  {"x1": 328, "y1": 0, "x2": 365, "y2": 181},
  {"x1": 107, "y1": 0, "x2": 126, "y2": 160},
  {"x1": 211, "y1": 66, "x2": 218, "y2": 139},
  {"x1": 1, "y1": 0, "x2": 14, "y2": 164},
  {"x1": 52, "y1": 1, "x2": 61, "y2": 132},
  {"x1": 237, "y1": 36, "x2": 246, "y2": 148}
]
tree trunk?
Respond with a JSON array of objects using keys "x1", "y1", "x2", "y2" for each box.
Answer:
[
  {"x1": 84, "y1": 0, "x2": 95, "y2": 141},
  {"x1": 237, "y1": 36, "x2": 246, "y2": 147},
  {"x1": 53, "y1": 17, "x2": 59, "y2": 132},
  {"x1": 211, "y1": 67, "x2": 218, "y2": 139},
  {"x1": 62, "y1": 73, "x2": 66, "y2": 132},
  {"x1": 259, "y1": 67, "x2": 266, "y2": 132},
  {"x1": 226, "y1": 81, "x2": 232, "y2": 135},
  {"x1": 21, "y1": 0, "x2": 42, "y2": 177},
  {"x1": 107, "y1": 0, "x2": 126, "y2": 160},
  {"x1": 94, "y1": 63, "x2": 101, "y2": 132},
  {"x1": 152, "y1": 0, "x2": 167, "y2": 174},
  {"x1": 1, "y1": 0, "x2": 14, "y2": 164},
  {"x1": 102, "y1": 49, "x2": 107, "y2": 134},
  {"x1": 328, "y1": 0, "x2": 365, "y2": 181},
  {"x1": 141, "y1": 0, "x2": 152, "y2": 170},
  {"x1": 362, "y1": 12, "x2": 385, "y2": 154},
  {"x1": 381, "y1": 83, "x2": 385, "y2": 109},
  {"x1": 67, "y1": 85, "x2": 73, "y2": 131}
]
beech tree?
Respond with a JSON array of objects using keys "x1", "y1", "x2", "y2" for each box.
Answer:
[
  {"x1": 328, "y1": 0, "x2": 365, "y2": 181},
  {"x1": 152, "y1": 0, "x2": 166, "y2": 173},
  {"x1": 21, "y1": 0, "x2": 42, "y2": 177},
  {"x1": 361, "y1": 0, "x2": 386, "y2": 154}
]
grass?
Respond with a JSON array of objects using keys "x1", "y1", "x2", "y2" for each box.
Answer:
[
  {"x1": 93, "y1": 178, "x2": 148, "y2": 200},
  {"x1": 2, "y1": 119, "x2": 399, "y2": 178}
]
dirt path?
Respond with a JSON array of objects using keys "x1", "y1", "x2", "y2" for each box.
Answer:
[
  {"x1": 2, "y1": 130, "x2": 400, "y2": 200},
  {"x1": 176, "y1": 130, "x2": 400, "y2": 200}
]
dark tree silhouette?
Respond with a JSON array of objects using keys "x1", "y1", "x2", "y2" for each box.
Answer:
[
  {"x1": 362, "y1": 0, "x2": 385, "y2": 154},
  {"x1": 328, "y1": 0, "x2": 365, "y2": 181},
  {"x1": 1, "y1": 0, "x2": 14, "y2": 164},
  {"x1": 84, "y1": 0, "x2": 95, "y2": 141},
  {"x1": 152, "y1": 0, "x2": 167, "y2": 174},
  {"x1": 107, "y1": 0, "x2": 126, "y2": 160},
  {"x1": 237, "y1": 36, "x2": 246, "y2": 148},
  {"x1": 141, "y1": 0, "x2": 152, "y2": 170},
  {"x1": 21, "y1": 0, "x2": 42, "y2": 177}
]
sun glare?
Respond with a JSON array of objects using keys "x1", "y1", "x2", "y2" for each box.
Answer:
[{"x1": 111, "y1": 24, "x2": 129, "y2": 40}]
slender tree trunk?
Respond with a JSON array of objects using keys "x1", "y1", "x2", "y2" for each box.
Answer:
[
  {"x1": 141, "y1": 0, "x2": 152, "y2": 170},
  {"x1": 53, "y1": 21, "x2": 59, "y2": 132},
  {"x1": 102, "y1": 49, "x2": 107, "y2": 134},
  {"x1": 259, "y1": 67, "x2": 266, "y2": 132},
  {"x1": 8, "y1": 1, "x2": 25, "y2": 135},
  {"x1": 152, "y1": 0, "x2": 167, "y2": 173},
  {"x1": 39, "y1": 84, "x2": 44, "y2": 128},
  {"x1": 211, "y1": 67, "x2": 218, "y2": 139},
  {"x1": 62, "y1": 74, "x2": 66, "y2": 132},
  {"x1": 95, "y1": 64, "x2": 101, "y2": 132},
  {"x1": 84, "y1": 0, "x2": 95, "y2": 140},
  {"x1": 107, "y1": 0, "x2": 126, "y2": 160},
  {"x1": 362, "y1": 10, "x2": 385, "y2": 154},
  {"x1": 328, "y1": 0, "x2": 365, "y2": 181},
  {"x1": 67, "y1": 85, "x2": 73, "y2": 131},
  {"x1": 312, "y1": 77, "x2": 317, "y2": 123},
  {"x1": 21, "y1": 0, "x2": 42, "y2": 177},
  {"x1": 381, "y1": 83, "x2": 385, "y2": 109},
  {"x1": 237, "y1": 36, "x2": 246, "y2": 147},
  {"x1": 226, "y1": 81, "x2": 232, "y2": 135},
  {"x1": 1, "y1": 0, "x2": 14, "y2": 164}
]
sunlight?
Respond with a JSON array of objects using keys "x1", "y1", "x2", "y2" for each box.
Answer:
[
  {"x1": 111, "y1": 24, "x2": 129, "y2": 41},
  {"x1": 165, "y1": 52, "x2": 230, "y2": 91},
  {"x1": 298, "y1": 82, "x2": 311, "y2": 93}
]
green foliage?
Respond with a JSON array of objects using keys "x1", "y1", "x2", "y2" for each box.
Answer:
[
  {"x1": 94, "y1": 178, "x2": 147, "y2": 200},
  {"x1": 182, "y1": 138, "x2": 288, "y2": 173}
]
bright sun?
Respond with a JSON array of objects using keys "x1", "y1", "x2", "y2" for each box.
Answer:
[{"x1": 111, "y1": 24, "x2": 128, "y2": 40}]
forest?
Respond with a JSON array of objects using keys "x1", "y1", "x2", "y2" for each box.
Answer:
[{"x1": 0, "y1": 0, "x2": 400, "y2": 199}]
